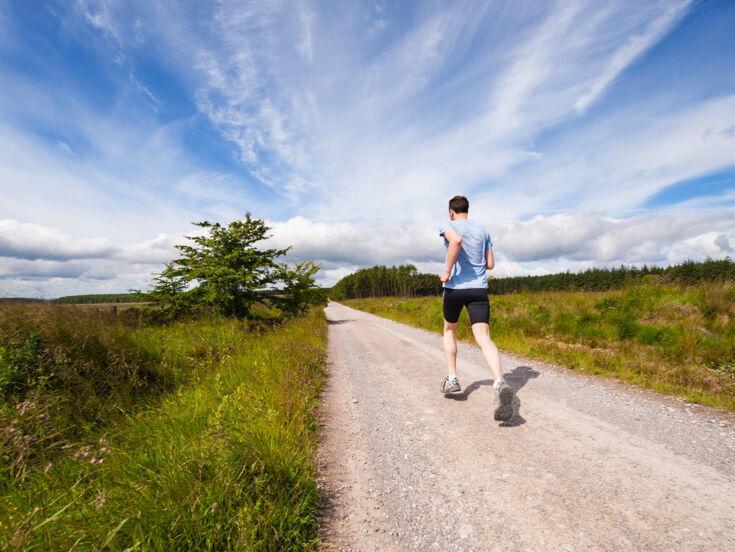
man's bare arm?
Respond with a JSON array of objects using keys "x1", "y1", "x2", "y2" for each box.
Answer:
[
  {"x1": 486, "y1": 248, "x2": 495, "y2": 270},
  {"x1": 441, "y1": 228, "x2": 462, "y2": 283}
]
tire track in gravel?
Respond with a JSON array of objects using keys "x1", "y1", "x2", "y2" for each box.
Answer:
[{"x1": 317, "y1": 302, "x2": 735, "y2": 551}]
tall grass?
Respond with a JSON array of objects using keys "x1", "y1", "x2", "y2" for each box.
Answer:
[
  {"x1": 344, "y1": 282, "x2": 735, "y2": 410},
  {"x1": 0, "y1": 304, "x2": 326, "y2": 550}
]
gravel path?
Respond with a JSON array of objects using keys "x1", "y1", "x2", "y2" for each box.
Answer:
[{"x1": 317, "y1": 302, "x2": 735, "y2": 551}]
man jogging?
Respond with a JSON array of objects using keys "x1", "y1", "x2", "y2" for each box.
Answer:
[{"x1": 439, "y1": 195, "x2": 514, "y2": 421}]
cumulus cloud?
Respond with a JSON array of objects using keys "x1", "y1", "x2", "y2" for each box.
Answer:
[
  {"x1": 497, "y1": 211, "x2": 735, "y2": 263},
  {"x1": 264, "y1": 210, "x2": 735, "y2": 284},
  {"x1": 265, "y1": 216, "x2": 440, "y2": 265},
  {"x1": 115, "y1": 233, "x2": 185, "y2": 264},
  {"x1": 0, "y1": 258, "x2": 116, "y2": 280},
  {"x1": 0, "y1": 220, "x2": 187, "y2": 296},
  {"x1": 0, "y1": 219, "x2": 115, "y2": 261},
  {"x1": 2, "y1": 208, "x2": 733, "y2": 294}
]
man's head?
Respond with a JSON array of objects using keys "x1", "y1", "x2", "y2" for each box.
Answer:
[{"x1": 448, "y1": 195, "x2": 469, "y2": 220}]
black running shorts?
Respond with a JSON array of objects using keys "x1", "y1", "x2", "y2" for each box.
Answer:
[{"x1": 442, "y1": 287, "x2": 490, "y2": 325}]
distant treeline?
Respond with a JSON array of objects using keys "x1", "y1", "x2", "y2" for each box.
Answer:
[
  {"x1": 330, "y1": 258, "x2": 735, "y2": 299},
  {"x1": 330, "y1": 264, "x2": 442, "y2": 299},
  {"x1": 50, "y1": 288, "x2": 332, "y2": 304},
  {"x1": 490, "y1": 258, "x2": 735, "y2": 294},
  {"x1": 51, "y1": 293, "x2": 148, "y2": 304}
]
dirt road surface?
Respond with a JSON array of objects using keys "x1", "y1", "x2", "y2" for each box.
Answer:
[{"x1": 318, "y1": 302, "x2": 735, "y2": 551}]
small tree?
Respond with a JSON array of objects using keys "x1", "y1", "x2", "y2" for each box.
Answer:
[
  {"x1": 272, "y1": 261, "x2": 324, "y2": 316},
  {"x1": 145, "y1": 262, "x2": 195, "y2": 319},
  {"x1": 147, "y1": 213, "x2": 322, "y2": 319}
]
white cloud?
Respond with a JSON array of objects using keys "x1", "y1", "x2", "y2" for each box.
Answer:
[
  {"x1": 296, "y1": 0, "x2": 315, "y2": 63},
  {"x1": 264, "y1": 210, "x2": 735, "y2": 285},
  {"x1": 0, "y1": 220, "x2": 185, "y2": 297},
  {"x1": 2, "y1": 206, "x2": 733, "y2": 295},
  {"x1": 46, "y1": 0, "x2": 705, "y2": 223},
  {"x1": 0, "y1": 101, "x2": 257, "y2": 244},
  {"x1": 493, "y1": 94, "x2": 735, "y2": 217},
  {"x1": 115, "y1": 233, "x2": 184, "y2": 264},
  {"x1": 266, "y1": 216, "x2": 440, "y2": 265},
  {"x1": 496, "y1": 211, "x2": 735, "y2": 263},
  {"x1": 573, "y1": 1, "x2": 689, "y2": 113},
  {"x1": 0, "y1": 219, "x2": 114, "y2": 261},
  {"x1": 303, "y1": 0, "x2": 696, "y2": 222}
]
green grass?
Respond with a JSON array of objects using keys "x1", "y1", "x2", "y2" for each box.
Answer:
[
  {"x1": 0, "y1": 305, "x2": 327, "y2": 550},
  {"x1": 343, "y1": 282, "x2": 735, "y2": 411}
]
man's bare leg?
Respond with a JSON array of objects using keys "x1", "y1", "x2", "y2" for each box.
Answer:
[
  {"x1": 443, "y1": 320, "x2": 458, "y2": 377},
  {"x1": 470, "y1": 322, "x2": 503, "y2": 383},
  {"x1": 472, "y1": 322, "x2": 513, "y2": 420}
]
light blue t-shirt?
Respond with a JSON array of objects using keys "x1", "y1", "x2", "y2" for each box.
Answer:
[{"x1": 439, "y1": 219, "x2": 492, "y2": 289}]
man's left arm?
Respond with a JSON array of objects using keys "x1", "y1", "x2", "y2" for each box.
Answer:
[
  {"x1": 485, "y1": 248, "x2": 495, "y2": 270},
  {"x1": 485, "y1": 231, "x2": 495, "y2": 270}
]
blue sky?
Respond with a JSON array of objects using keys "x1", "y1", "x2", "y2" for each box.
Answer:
[{"x1": 1, "y1": 0, "x2": 734, "y2": 296}]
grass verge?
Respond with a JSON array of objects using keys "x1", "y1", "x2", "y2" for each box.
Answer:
[
  {"x1": 1, "y1": 307, "x2": 327, "y2": 550},
  {"x1": 343, "y1": 282, "x2": 735, "y2": 411}
]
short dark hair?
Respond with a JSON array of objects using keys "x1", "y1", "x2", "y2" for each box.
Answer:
[{"x1": 448, "y1": 195, "x2": 469, "y2": 214}]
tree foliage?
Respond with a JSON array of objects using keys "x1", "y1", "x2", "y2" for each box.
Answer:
[
  {"x1": 489, "y1": 258, "x2": 735, "y2": 294},
  {"x1": 145, "y1": 214, "x2": 323, "y2": 319},
  {"x1": 330, "y1": 264, "x2": 442, "y2": 299},
  {"x1": 271, "y1": 261, "x2": 325, "y2": 316},
  {"x1": 145, "y1": 262, "x2": 194, "y2": 319}
]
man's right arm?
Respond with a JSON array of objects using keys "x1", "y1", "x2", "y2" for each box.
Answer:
[{"x1": 441, "y1": 227, "x2": 462, "y2": 283}]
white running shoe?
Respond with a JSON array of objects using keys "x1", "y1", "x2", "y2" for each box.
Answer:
[{"x1": 441, "y1": 376, "x2": 461, "y2": 394}]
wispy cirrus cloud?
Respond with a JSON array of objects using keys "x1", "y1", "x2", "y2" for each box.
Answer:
[{"x1": 153, "y1": 0, "x2": 697, "y2": 217}]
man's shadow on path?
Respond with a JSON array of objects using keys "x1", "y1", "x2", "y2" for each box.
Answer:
[{"x1": 444, "y1": 365, "x2": 540, "y2": 427}]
